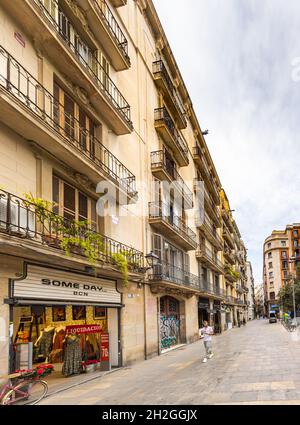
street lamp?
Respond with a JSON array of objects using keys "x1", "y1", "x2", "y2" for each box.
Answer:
[
  {"x1": 288, "y1": 256, "x2": 297, "y2": 325},
  {"x1": 145, "y1": 251, "x2": 160, "y2": 270}
]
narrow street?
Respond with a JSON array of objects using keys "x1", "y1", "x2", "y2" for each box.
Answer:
[{"x1": 40, "y1": 320, "x2": 300, "y2": 405}]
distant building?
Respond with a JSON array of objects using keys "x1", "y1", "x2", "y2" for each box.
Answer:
[
  {"x1": 263, "y1": 224, "x2": 300, "y2": 315},
  {"x1": 255, "y1": 284, "x2": 265, "y2": 318},
  {"x1": 245, "y1": 261, "x2": 255, "y2": 320}
]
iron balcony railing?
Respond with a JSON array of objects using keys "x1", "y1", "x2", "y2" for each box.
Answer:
[
  {"x1": 0, "y1": 189, "x2": 144, "y2": 270},
  {"x1": 151, "y1": 151, "x2": 193, "y2": 207},
  {"x1": 152, "y1": 60, "x2": 186, "y2": 122},
  {"x1": 197, "y1": 212, "x2": 223, "y2": 248},
  {"x1": 193, "y1": 146, "x2": 210, "y2": 177},
  {"x1": 0, "y1": 46, "x2": 136, "y2": 196},
  {"x1": 149, "y1": 262, "x2": 200, "y2": 290},
  {"x1": 200, "y1": 281, "x2": 226, "y2": 298},
  {"x1": 149, "y1": 202, "x2": 197, "y2": 247},
  {"x1": 92, "y1": 0, "x2": 130, "y2": 62},
  {"x1": 32, "y1": 0, "x2": 132, "y2": 127},
  {"x1": 196, "y1": 245, "x2": 224, "y2": 271},
  {"x1": 154, "y1": 108, "x2": 189, "y2": 162}
]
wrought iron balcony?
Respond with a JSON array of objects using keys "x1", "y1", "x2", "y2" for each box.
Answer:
[
  {"x1": 154, "y1": 108, "x2": 189, "y2": 167},
  {"x1": 224, "y1": 247, "x2": 235, "y2": 264},
  {"x1": 222, "y1": 208, "x2": 234, "y2": 232},
  {"x1": 225, "y1": 295, "x2": 237, "y2": 305},
  {"x1": 223, "y1": 226, "x2": 235, "y2": 250},
  {"x1": 196, "y1": 245, "x2": 224, "y2": 275},
  {"x1": 4, "y1": 1, "x2": 132, "y2": 133},
  {"x1": 149, "y1": 262, "x2": 201, "y2": 292},
  {"x1": 91, "y1": 0, "x2": 130, "y2": 67},
  {"x1": 149, "y1": 202, "x2": 197, "y2": 251},
  {"x1": 193, "y1": 146, "x2": 220, "y2": 204},
  {"x1": 153, "y1": 60, "x2": 187, "y2": 129},
  {"x1": 0, "y1": 189, "x2": 144, "y2": 271},
  {"x1": 199, "y1": 281, "x2": 226, "y2": 299},
  {"x1": 235, "y1": 285, "x2": 244, "y2": 293},
  {"x1": 196, "y1": 212, "x2": 223, "y2": 250},
  {"x1": 151, "y1": 151, "x2": 193, "y2": 209},
  {"x1": 0, "y1": 46, "x2": 136, "y2": 199}
]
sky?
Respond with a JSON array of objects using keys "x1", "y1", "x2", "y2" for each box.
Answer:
[{"x1": 153, "y1": 0, "x2": 300, "y2": 284}]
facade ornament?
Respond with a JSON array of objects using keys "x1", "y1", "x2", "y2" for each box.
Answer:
[{"x1": 65, "y1": 0, "x2": 93, "y2": 39}]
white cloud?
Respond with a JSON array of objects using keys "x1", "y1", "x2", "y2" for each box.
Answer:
[{"x1": 153, "y1": 0, "x2": 300, "y2": 282}]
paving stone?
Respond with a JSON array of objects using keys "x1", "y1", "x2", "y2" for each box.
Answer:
[{"x1": 39, "y1": 321, "x2": 300, "y2": 405}]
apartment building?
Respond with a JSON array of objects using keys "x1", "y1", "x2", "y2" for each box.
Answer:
[
  {"x1": 263, "y1": 224, "x2": 300, "y2": 315},
  {"x1": 220, "y1": 190, "x2": 248, "y2": 327},
  {"x1": 0, "y1": 0, "x2": 250, "y2": 381},
  {"x1": 255, "y1": 284, "x2": 265, "y2": 318},
  {"x1": 245, "y1": 261, "x2": 255, "y2": 320}
]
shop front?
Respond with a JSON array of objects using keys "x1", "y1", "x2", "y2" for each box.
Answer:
[
  {"x1": 212, "y1": 301, "x2": 222, "y2": 334},
  {"x1": 159, "y1": 296, "x2": 181, "y2": 352},
  {"x1": 198, "y1": 298, "x2": 210, "y2": 327},
  {"x1": 6, "y1": 263, "x2": 122, "y2": 379}
]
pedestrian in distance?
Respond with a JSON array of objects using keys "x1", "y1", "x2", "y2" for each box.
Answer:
[{"x1": 199, "y1": 321, "x2": 214, "y2": 363}]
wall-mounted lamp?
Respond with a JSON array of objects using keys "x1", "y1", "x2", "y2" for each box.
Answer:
[{"x1": 145, "y1": 251, "x2": 160, "y2": 270}]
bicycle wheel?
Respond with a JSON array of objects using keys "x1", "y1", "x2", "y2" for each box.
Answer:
[{"x1": 1, "y1": 380, "x2": 48, "y2": 405}]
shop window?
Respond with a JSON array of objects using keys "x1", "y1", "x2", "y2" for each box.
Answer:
[
  {"x1": 52, "y1": 306, "x2": 66, "y2": 322},
  {"x1": 94, "y1": 307, "x2": 106, "y2": 319},
  {"x1": 72, "y1": 305, "x2": 86, "y2": 321},
  {"x1": 52, "y1": 175, "x2": 97, "y2": 230}
]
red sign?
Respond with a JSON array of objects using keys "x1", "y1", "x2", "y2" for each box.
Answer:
[
  {"x1": 66, "y1": 324, "x2": 102, "y2": 335},
  {"x1": 14, "y1": 32, "x2": 25, "y2": 48},
  {"x1": 100, "y1": 332, "x2": 109, "y2": 361}
]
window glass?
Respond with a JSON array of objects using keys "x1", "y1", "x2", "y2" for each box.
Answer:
[{"x1": 78, "y1": 192, "x2": 88, "y2": 222}]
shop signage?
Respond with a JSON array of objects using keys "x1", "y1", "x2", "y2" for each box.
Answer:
[
  {"x1": 100, "y1": 333, "x2": 109, "y2": 362},
  {"x1": 12, "y1": 265, "x2": 121, "y2": 305},
  {"x1": 66, "y1": 325, "x2": 103, "y2": 335}
]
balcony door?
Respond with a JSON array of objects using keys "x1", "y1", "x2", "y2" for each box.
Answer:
[
  {"x1": 53, "y1": 83, "x2": 97, "y2": 159},
  {"x1": 53, "y1": 175, "x2": 97, "y2": 230}
]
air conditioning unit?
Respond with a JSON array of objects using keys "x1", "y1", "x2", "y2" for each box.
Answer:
[{"x1": 0, "y1": 197, "x2": 35, "y2": 236}]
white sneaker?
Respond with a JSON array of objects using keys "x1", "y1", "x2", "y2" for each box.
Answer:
[
  {"x1": 202, "y1": 358, "x2": 208, "y2": 363},
  {"x1": 208, "y1": 353, "x2": 214, "y2": 359}
]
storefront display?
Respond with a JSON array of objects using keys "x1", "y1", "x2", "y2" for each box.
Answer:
[{"x1": 8, "y1": 263, "x2": 122, "y2": 379}]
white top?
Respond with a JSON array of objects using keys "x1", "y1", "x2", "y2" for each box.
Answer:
[{"x1": 200, "y1": 326, "x2": 213, "y2": 342}]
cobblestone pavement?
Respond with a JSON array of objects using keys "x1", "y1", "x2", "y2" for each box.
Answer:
[{"x1": 40, "y1": 320, "x2": 300, "y2": 405}]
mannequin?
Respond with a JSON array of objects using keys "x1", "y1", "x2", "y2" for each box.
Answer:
[{"x1": 34, "y1": 325, "x2": 55, "y2": 363}]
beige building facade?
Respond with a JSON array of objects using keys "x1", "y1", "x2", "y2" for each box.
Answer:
[
  {"x1": 263, "y1": 224, "x2": 300, "y2": 316},
  {"x1": 0, "y1": 0, "x2": 250, "y2": 381}
]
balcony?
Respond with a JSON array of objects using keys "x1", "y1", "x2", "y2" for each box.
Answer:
[
  {"x1": 225, "y1": 265, "x2": 239, "y2": 283},
  {"x1": 192, "y1": 146, "x2": 220, "y2": 204},
  {"x1": 149, "y1": 262, "x2": 201, "y2": 294},
  {"x1": 196, "y1": 245, "x2": 224, "y2": 275},
  {"x1": 222, "y1": 208, "x2": 234, "y2": 232},
  {"x1": 149, "y1": 202, "x2": 197, "y2": 251},
  {"x1": 225, "y1": 295, "x2": 236, "y2": 305},
  {"x1": 76, "y1": 0, "x2": 130, "y2": 69},
  {"x1": 0, "y1": 189, "x2": 144, "y2": 272},
  {"x1": 153, "y1": 61, "x2": 187, "y2": 129},
  {"x1": 235, "y1": 285, "x2": 245, "y2": 294},
  {"x1": 204, "y1": 186, "x2": 221, "y2": 227},
  {"x1": 223, "y1": 226, "x2": 235, "y2": 250},
  {"x1": 199, "y1": 281, "x2": 226, "y2": 299},
  {"x1": 196, "y1": 212, "x2": 223, "y2": 251},
  {"x1": 154, "y1": 108, "x2": 189, "y2": 167},
  {"x1": 2, "y1": 1, "x2": 132, "y2": 134},
  {"x1": 224, "y1": 247, "x2": 235, "y2": 265},
  {"x1": 0, "y1": 46, "x2": 137, "y2": 202},
  {"x1": 151, "y1": 151, "x2": 193, "y2": 209}
]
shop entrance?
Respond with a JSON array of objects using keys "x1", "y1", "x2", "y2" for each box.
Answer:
[
  {"x1": 159, "y1": 296, "x2": 181, "y2": 351},
  {"x1": 8, "y1": 263, "x2": 122, "y2": 383},
  {"x1": 11, "y1": 304, "x2": 120, "y2": 379},
  {"x1": 213, "y1": 301, "x2": 221, "y2": 334},
  {"x1": 198, "y1": 298, "x2": 210, "y2": 327}
]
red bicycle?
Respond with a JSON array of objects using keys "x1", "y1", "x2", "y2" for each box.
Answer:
[{"x1": 0, "y1": 364, "x2": 53, "y2": 405}]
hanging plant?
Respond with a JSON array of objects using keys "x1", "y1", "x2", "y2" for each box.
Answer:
[{"x1": 111, "y1": 252, "x2": 129, "y2": 287}]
